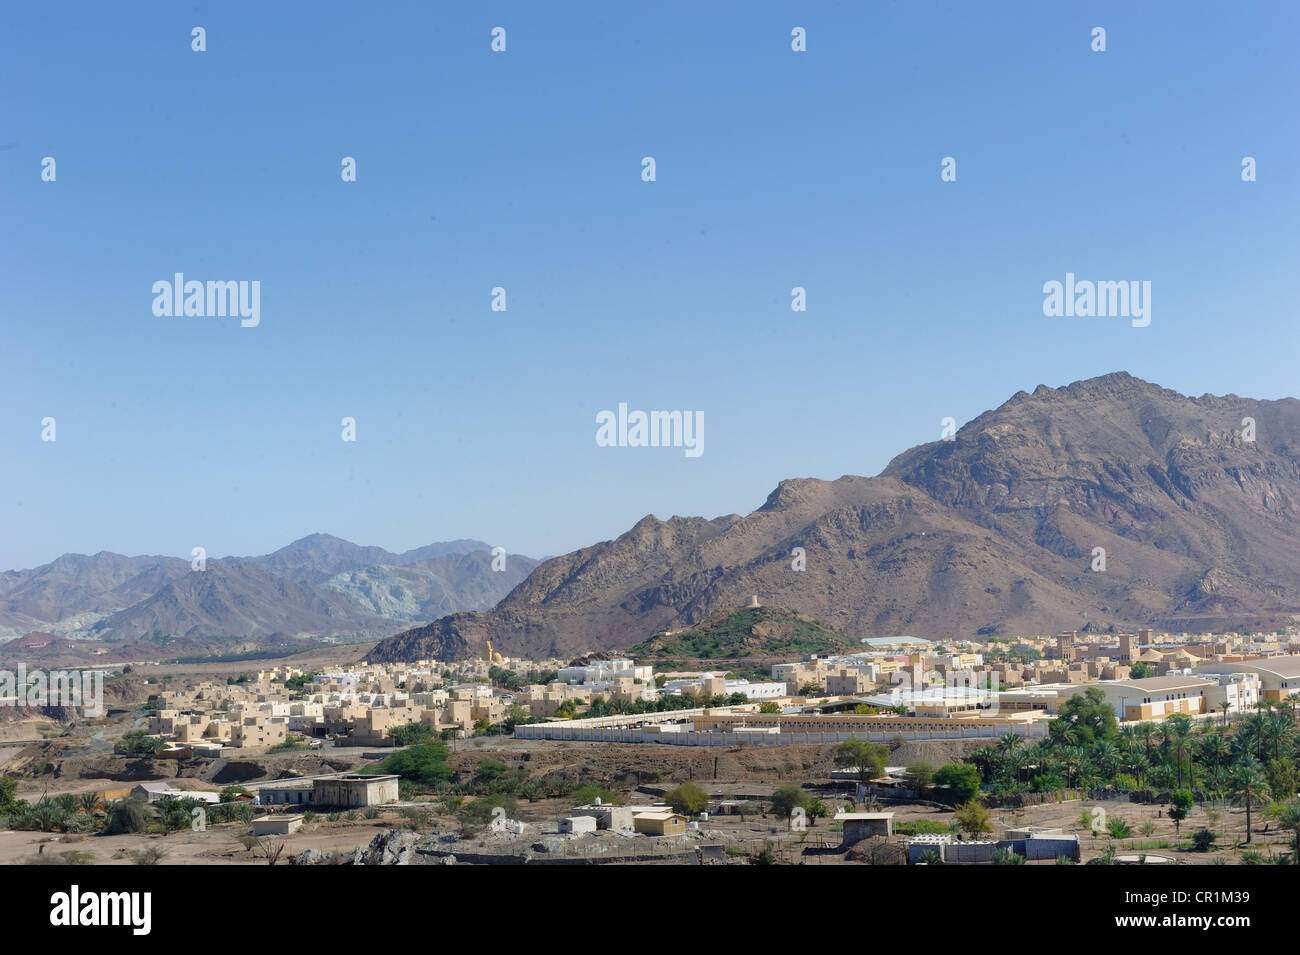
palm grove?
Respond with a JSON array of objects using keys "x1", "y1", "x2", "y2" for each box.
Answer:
[{"x1": 960, "y1": 689, "x2": 1300, "y2": 854}]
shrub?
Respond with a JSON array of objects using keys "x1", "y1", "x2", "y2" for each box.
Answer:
[
  {"x1": 570, "y1": 784, "x2": 618, "y2": 806},
  {"x1": 103, "y1": 798, "x2": 151, "y2": 835},
  {"x1": 953, "y1": 799, "x2": 993, "y2": 838},
  {"x1": 115, "y1": 731, "x2": 164, "y2": 757},
  {"x1": 664, "y1": 782, "x2": 709, "y2": 816},
  {"x1": 894, "y1": 819, "x2": 953, "y2": 836}
]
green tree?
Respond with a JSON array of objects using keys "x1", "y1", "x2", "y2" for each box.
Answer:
[
  {"x1": 771, "y1": 784, "x2": 810, "y2": 820},
  {"x1": 833, "y1": 738, "x2": 889, "y2": 782},
  {"x1": 1169, "y1": 789, "x2": 1194, "y2": 836},
  {"x1": 664, "y1": 782, "x2": 709, "y2": 816},
  {"x1": 903, "y1": 762, "x2": 935, "y2": 795},
  {"x1": 380, "y1": 739, "x2": 452, "y2": 788},
  {"x1": 806, "y1": 798, "x2": 829, "y2": 825},
  {"x1": 1053, "y1": 687, "x2": 1118, "y2": 748},
  {"x1": 933, "y1": 763, "x2": 981, "y2": 804},
  {"x1": 1266, "y1": 758, "x2": 1298, "y2": 801},
  {"x1": 1163, "y1": 714, "x2": 1195, "y2": 791},
  {"x1": 758, "y1": 702, "x2": 781, "y2": 714},
  {"x1": 1230, "y1": 761, "x2": 1271, "y2": 844},
  {"x1": 0, "y1": 776, "x2": 24, "y2": 814},
  {"x1": 968, "y1": 746, "x2": 1001, "y2": 783}
]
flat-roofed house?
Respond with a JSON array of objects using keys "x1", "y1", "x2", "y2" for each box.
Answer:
[
  {"x1": 633, "y1": 811, "x2": 687, "y2": 836},
  {"x1": 1094, "y1": 676, "x2": 1214, "y2": 721},
  {"x1": 835, "y1": 811, "x2": 894, "y2": 846},
  {"x1": 312, "y1": 773, "x2": 399, "y2": 808},
  {"x1": 252, "y1": 814, "x2": 303, "y2": 836},
  {"x1": 1195, "y1": 656, "x2": 1300, "y2": 705}
]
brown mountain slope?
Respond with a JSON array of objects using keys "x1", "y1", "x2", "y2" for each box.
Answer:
[{"x1": 370, "y1": 372, "x2": 1300, "y2": 662}]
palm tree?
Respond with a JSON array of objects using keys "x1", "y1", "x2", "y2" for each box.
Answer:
[
  {"x1": 1230, "y1": 760, "x2": 1272, "y2": 844},
  {"x1": 1218, "y1": 701, "x2": 1232, "y2": 727},
  {"x1": 1124, "y1": 752, "x2": 1151, "y2": 789},
  {"x1": 1238, "y1": 713, "x2": 1269, "y2": 761},
  {"x1": 78, "y1": 792, "x2": 101, "y2": 816},
  {"x1": 998, "y1": 733, "x2": 1023, "y2": 758},
  {"x1": 1198, "y1": 731, "x2": 1231, "y2": 775},
  {"x1": 1118, "y1": 723, "x2": 1139, "y2": 754},
  {"x1": 1134, "y1": 720, "x2": 1155, "y2": 760},
  {"x1": 1060, "y1": 746, "x2": 1086, "y2": 790},
  {"x1": 1164, "y1": 713, "x2": 1194, "y2": 791},
  {"x1": 1093, "y1": 740, "x2": 1121, "y2": 780},
  {"x1": 1051, "y1": 717, "x2": 1081, "y2": 749},
  {"x1": 1205, "y1": 766, "x2": 1232, "y2": 805},
  {"x1": 52, "y1": 793, "x2": 79, "y2": 816},
  {"x1": 969, "y1": 745, "x2": 1000, "y2": 783},
  {"x1": 1262, "y1": 711, "x2": 1296, "y2": 763}
]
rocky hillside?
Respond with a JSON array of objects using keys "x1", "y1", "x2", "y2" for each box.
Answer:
[
  {"x1": 370, "y1": 372, "x2": 1300, "y2": 662},
  {"x1": 629, "y1": 606, "x2": 854, "y2": 663}
]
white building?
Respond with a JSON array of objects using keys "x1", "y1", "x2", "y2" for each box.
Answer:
[
  {"x1": 1092, "y1": 676, "x2": 1214, "y2": 721},
  {"x1": 724, "y1": 679, "x2": 786, "y2": 700},
  {"x1": 557, "y1": 659, "x2": 654, "y2": 684}
]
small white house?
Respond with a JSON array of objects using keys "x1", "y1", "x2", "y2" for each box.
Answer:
[{"x1": 559, "y1": 815, "x2": 598, "y2": 835}]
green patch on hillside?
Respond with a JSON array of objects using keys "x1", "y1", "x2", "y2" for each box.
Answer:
[{"x1": 630, "y1": 606, "x2": 853, "y2": 662}]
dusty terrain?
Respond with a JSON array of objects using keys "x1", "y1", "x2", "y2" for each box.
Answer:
[{"x1": 4, "y1": 702, "x2": 1288, "y2": 865}]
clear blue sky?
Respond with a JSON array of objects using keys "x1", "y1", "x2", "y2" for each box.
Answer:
[{"x1": 2, "y1": 1, "x2": 1298, "y2": 570}]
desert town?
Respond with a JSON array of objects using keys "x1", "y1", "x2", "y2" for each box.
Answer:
[{"x1": 4, "y1": 615, "x2": 1300, "y2": 866}]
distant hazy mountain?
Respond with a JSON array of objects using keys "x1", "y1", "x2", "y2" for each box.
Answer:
[
  {"x1": 0, "y1": 536, "x2": 527, "y2": 654},
  {"x1": 321, "y1": 551, "x2": 539, "y2": 621},
  {"x1": 0, "y1": 552, "x2": 189, "y2": 634},
  {"x1": 226, "y1": 533, "x2": 491, "y2": 584},
  {"x1": 369, "y1": 372, "x2": 1300, "y2": 662},
  {"x1": 93, "y1": 562, "x2": 395, "y2": 644}
]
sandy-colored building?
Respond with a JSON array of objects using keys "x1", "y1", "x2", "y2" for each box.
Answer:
[
  {"x1": 633, "y1": 811, "x2": 687, "y2": 836},
  {"x1": 1196, "y1": 656, "x2": 1300, "y2": 705}
]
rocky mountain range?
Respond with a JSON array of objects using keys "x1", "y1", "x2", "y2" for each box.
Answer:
[
  {"x1": 369, "y1": 372, "x2": 1300, "y2": 662},
  {"x1": 0, "y1": 535, "x2": 536, "y2": 657}
]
